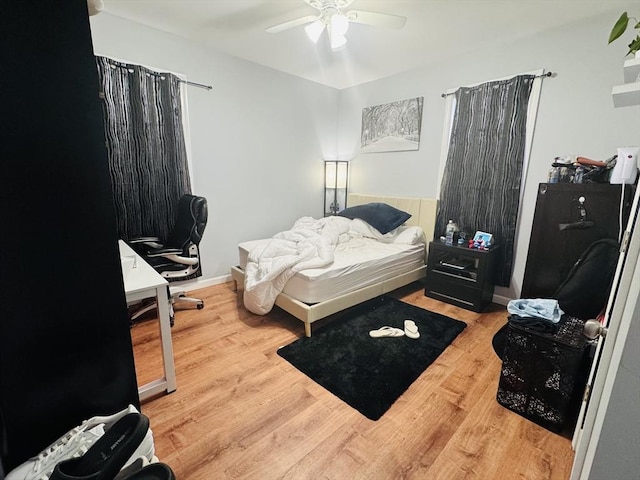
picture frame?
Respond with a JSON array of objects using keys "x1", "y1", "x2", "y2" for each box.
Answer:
[
  {"x1": 473, "y1": 231, "x2": 493, "y2": 244},
  {"x1": 360, "y1": 97, "x2": 424, "y2": 153}
]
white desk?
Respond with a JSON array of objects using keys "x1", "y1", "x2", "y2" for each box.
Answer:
[{"x1": 119, "y1": 240, "x2": 176, "y2": 401}]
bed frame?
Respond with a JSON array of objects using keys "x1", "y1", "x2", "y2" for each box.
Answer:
[{"x1": 231, "y1": 194, "x2": 438, "y2": 337}]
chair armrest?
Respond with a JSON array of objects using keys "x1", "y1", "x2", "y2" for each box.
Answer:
[
  {"x1": 129, "y1": 236, "x2": 161, "y2": 243},
  {"x1": 128, "y1": 237, "x2": 163, "y2": 249},
  {"x1": 147, "y1": 248, "x2": 200, "y2": 266},
  {"x1": 146, "y1": 248, "x2": 183, "y2": 257}
]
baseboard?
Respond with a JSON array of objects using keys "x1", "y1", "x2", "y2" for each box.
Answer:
[
  {"x1": 169, "y1": 274, "x2": 231, "y2": 293},
  {"x1": 492, "y1": 293, "x2": 511, "y2": 306}
]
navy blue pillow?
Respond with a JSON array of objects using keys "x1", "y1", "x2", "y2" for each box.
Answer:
[{"x1": 338, "y1": 203, "x2": 412, "y2": 234}]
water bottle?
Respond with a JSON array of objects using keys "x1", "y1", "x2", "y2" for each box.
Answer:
[{"x1": 445, "y1": 220, "x2": 457, "y2": 246}]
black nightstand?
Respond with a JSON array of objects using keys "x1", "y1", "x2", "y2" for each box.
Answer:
[{"x1": 424, "y1": 241, "x2": 498, "y2": 312}]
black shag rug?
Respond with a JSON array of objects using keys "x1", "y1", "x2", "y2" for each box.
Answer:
[{"x1": 277, "y1": 295, "x2": 467, "y2": 420}]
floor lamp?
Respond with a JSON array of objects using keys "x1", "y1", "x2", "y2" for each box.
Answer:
[{"x1": 324, "y1": 160, "x2": 349, "y2": 216}]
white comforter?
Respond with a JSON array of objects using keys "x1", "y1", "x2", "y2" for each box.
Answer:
[
  {"x1": 243, "y1": 216, "x2": 353, "y2": 315},
  {"x1": 243, "y1": 216, "x2": 426, "y2": 315}
]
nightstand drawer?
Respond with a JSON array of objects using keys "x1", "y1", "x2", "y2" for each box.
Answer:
[{"x1": 425, "y1": 275, "x2": 492, "y2": 312}]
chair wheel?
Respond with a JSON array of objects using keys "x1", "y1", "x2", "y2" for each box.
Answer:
[{"x1": 197, "y1": 303, "x2": 204, "y2": 310}]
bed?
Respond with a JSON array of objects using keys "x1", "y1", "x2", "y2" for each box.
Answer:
[{"x1": 231, "y1": 194, "x2": 438, "y2": 337}]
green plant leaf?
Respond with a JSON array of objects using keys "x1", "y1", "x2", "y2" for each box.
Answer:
[
  {"x1": 609, "y1": 12, "x2": 629, "y2": 44},
  {"x1": 627, "y1": 36, "x2": 640, "y2": 55}
]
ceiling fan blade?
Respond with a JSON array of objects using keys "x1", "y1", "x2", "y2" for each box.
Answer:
[
  {"x1": 266, "y1": 14, "x2": 318, "y2": 34},
  {"x1": 346, "y1": 10, "x2": 407, "y2": 29},
  {"x1": 305, "y1": 0, "x2": 354, "y2": 8}
]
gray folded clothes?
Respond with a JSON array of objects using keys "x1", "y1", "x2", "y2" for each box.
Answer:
[
  {"x1": 507, "y1": 298, "x2": 564, "y2": 323},
  {"x1": 508, "y1": 314, "x2": 560, "y2": 334}
]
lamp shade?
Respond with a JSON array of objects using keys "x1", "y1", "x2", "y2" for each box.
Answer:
[
  {"x1": 335, "y1": 162, "x2": 348, "y2": 188},
  {"x1": 328, "y1": 13, "x2": 348, "y2": 51},
  {"x1": 330, "y1": 33, "x2": 347, "y2": 51},
  {"x1": 305, "y1": 19, "x2": 325, "y2": 43},
  {"x1": 330, "y1": 13, "x2": 349, "y2": 36},
  {"x1": 325, "y1": 162, "x2": 337, "y2": 186}
]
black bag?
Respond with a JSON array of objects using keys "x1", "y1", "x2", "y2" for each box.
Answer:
[{"x1": 553, "y1": 238, "x2": 620, "y2": 319}]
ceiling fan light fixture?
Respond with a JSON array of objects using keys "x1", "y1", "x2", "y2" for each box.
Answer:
[
  {"x1": 305, "y1": 19, "x2": 325, "y2": 43},
  {"x1": 330, "y1": 12, "x2": 349, "y2": 37},
  {"x1": 330, "y1": 32, "x2": 347, "y2": 51},
  {"x1": 269, "y1": 0, "x2": 407, "y2": 53}
]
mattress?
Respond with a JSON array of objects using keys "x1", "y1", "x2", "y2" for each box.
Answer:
[{"x1": 238, "y1": 237, "x2": 425, "y2": 304}]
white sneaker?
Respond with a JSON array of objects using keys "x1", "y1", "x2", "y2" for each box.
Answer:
[{"x1": 6, "y1": 405, "x2": 154, "y2": 480}]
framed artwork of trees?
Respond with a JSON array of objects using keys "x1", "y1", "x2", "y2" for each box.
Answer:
[{"x1": 361, "y1": 97, "x2": 423, "y2": 153}]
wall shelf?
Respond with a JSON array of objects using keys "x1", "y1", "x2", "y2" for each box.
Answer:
[
  {"x1": 612, "y1": 56, "x2": 640, "y2": 108},
  {"x1": 623, "y1": 57, "x2": 640, "y2": 83},
  {"x1": 612, "y1": 82, "x2": 640, "y2": 108}
]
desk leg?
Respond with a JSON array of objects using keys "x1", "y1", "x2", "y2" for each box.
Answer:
[
  {"x1": 137, "y1": 286, "x2": 177, "y2": 402},
  {"x1": 156, "y1": 285, "x2": 177, "y2": 393}
]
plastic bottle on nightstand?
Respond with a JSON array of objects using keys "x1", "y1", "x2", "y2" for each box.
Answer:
[{"x1": 445, "y1": 220, "x2": 458, "y2": 246}]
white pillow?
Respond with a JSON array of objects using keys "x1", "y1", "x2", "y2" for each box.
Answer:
[
  {"x1": 391, "y1": 226, "x2": 425, "y2": 245},
  {"x1": 349, "y1": 218, "x2": 399, "y2": 240},
  {"x1": 349, "y1": 219, "x2": 425, "y2": 245}
]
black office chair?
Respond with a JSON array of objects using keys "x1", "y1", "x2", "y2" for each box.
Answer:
[{"x1": 129, "y1": 194, "x2": 208, "y2": 324}]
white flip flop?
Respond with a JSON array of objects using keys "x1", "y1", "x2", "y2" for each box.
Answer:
[
  {"x1": 369, "y1": 326, "x2": 405, "y2": 338},
  {"x1": 404, "y1": 320, "x2": 420, "y2": 339}
]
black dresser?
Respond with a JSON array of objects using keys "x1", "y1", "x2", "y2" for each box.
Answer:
[{"x1": 521, "y1": 183, "x2": 634, "y2": 299}]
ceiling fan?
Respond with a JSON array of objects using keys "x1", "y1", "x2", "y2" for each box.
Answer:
[{"x1": 266, "y1": 0, "x2": 407, "y2": 52}]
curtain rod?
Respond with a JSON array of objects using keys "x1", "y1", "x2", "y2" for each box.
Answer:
[
  {"x1": 179, "y1": 79, "x2": 213, "y2": 90},
  {"x1": 106, "y1": 62, "x2": 213, "y2": 91},
  {"x1": 440, "y1": 71, "x2": 555, "y2": 98}
]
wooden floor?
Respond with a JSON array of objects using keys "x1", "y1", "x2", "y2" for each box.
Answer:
[{"x1": 131, "y1": 281, "x2": 575, "y2": 480}]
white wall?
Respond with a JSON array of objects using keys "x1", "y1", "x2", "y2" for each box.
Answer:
[
  {"x1": 90, "y1": 14, "x2": 339, "y2": 281},
  {"x1": 338, "y1": 8, "x2": 640, "y2": 301}
]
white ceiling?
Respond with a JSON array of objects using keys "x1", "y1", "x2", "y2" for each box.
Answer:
[{"x1": 101, "y1": 0, "x2": 632, "y2": 89}]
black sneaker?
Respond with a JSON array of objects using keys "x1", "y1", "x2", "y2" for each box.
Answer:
[
  {"x1": 49, "y1": 413, "x2": 150, "y2": 480},
  {"x1": 118, "y1": 463, "x2": 175, "y2": 480}
]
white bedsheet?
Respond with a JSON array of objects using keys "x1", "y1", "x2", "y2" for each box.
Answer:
[
  {"x1": 240, "y1": 218, "x2": 425, "y2": 313},
  {"x1": 243, "y1": 216, "x2": 352, "y2": 315}
]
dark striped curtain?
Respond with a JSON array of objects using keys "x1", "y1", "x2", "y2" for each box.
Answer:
[
  {"x1": 436, "y1": 75, "x2": 534, "y2": 286},
  {"x1": 96, "y1": 56, "x2": 192, "y2": 241}
]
